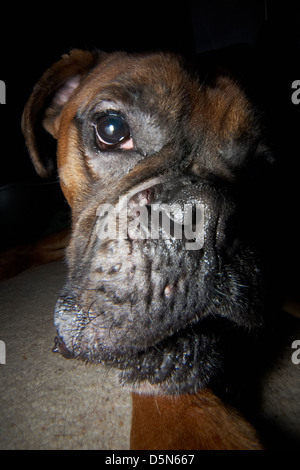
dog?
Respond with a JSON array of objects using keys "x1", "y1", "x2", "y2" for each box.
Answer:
[{"x1": 22, "y1": 49, "x2": 271, "y2": 449}]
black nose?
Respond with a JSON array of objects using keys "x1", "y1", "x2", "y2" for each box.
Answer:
[
  {"x1": 126, "y1": 176, "x2": 236, "y2": 253},
  {"x1": 52, "y1": 336, "x2": 74, "y2": 359},
  {"x1": 125, "y1": 178, "x2": 206, "y2": 246}
]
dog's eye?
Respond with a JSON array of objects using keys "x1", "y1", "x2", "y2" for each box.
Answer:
[{"x1": 94, "y1": 113, "x2": 132, "y2": 149}]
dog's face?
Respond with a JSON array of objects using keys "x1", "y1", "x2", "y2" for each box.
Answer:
[{"x1": 23, "y1": 50, "x2": 269, "y2": 393}]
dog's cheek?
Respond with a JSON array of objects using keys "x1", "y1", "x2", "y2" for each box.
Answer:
[{"x1": 57, "y1": 123, "x2": 89, "y2": 207}]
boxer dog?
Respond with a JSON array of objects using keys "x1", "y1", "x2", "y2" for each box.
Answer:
[{"x1": 22, "y1": 50, "x2": 271, "y2": 449}]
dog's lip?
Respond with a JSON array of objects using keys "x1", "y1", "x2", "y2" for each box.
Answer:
[{"x1": 52, "y1": 336, "x2": 74, "y2": 359}]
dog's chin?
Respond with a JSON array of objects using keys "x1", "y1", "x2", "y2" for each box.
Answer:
[
  {"x1": 53, "y1": 245, "x2": 263, "y2": 394},
  {"x1": 53, "y1": 299, "x2": 222, "y2": 394}
]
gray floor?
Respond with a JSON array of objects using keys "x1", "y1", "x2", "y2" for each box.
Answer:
[
  {"x1": 0, "y1": 261, "x2": 131, "y2": 450},
  {"x1": 1, "y1": 260, "x2": 300, "y2": 449}
]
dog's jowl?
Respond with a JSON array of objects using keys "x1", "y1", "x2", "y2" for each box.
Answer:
[{"x1": 22, "y1": 50, "x2": 270, "y2": 448}]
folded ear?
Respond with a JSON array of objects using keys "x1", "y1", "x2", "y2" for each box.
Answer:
[
  {"x1": 21, "y1": 49, "x2": 100, "y2": 178},
  {"x1": 201, "y1": 75, "x2": 274, "y2": 172}
]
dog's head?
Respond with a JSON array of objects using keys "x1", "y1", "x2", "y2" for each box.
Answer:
[{"x1": 22, "y1": 50, "x2": 270, "y2": 393}]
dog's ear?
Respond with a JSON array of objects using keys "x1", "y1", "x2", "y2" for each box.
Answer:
[
  {"x1": 21, "y1": 49, "x2": 100, "y2": 178},
  {"x1": 204, "y1": 75, "x2": 274, "y2": 170}
]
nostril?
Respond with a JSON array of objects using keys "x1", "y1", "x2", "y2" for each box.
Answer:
[
  {"x1": 129, "y1": 187, "x2": 156, "y2": 207},
  {"x1": 52, "y1": 336, "x2": 74, "y2": 359}
]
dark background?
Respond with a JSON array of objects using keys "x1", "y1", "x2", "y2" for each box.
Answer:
[{"x1": 0, "y1": 0, "x2": 299, "y2": 300}]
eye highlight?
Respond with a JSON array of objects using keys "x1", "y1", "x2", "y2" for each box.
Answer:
[{"x1": 93, "y1": 112, "x2": 132, "y2": 149}]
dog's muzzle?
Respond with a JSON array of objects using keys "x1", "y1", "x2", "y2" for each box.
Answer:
[{"x1": 53, "y1": 175, "x2": 262, "y2": 391}]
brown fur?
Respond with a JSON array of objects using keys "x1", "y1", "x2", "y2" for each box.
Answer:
[
  {"x1": 131, "y1": 389, "x2": 262, "y2": 450},
  {"x1": 0, "y1": 228, "x2": 70, "y2": 281}
]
